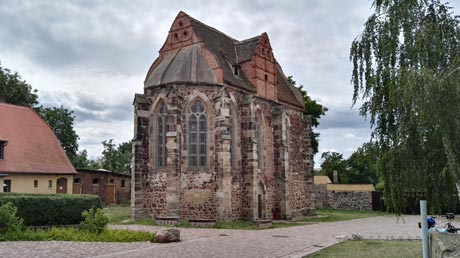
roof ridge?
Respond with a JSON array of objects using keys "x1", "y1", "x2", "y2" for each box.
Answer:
[
  {"x1": 0, "y1": 102, "x2": 34, "y2": 111},
  {"x1": 235, "y1": 35, "x2": 261, "y2": 45},
  {"x1": 186, "y1": 14, "x2": 238, "y2": 42}
]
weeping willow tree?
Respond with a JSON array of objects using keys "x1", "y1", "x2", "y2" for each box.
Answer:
[{"x1": 351, "y1": 0, "x2": 460, "y2": 213}]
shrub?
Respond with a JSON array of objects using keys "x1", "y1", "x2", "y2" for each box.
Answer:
[
  {"x1": 0, "y1": 202, "x2": 24, "y2": 233},
  {"x1": 0, "y1": 193, "x2": 102, "y2": 226},
  {"x1": 0, "y1": 228, "x2": 154, "y2": 242},
  {"x1": 80, "y1": 207, "x2": 109, "y2": 234}
]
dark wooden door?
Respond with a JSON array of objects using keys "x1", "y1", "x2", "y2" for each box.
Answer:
[
  {"x1": 258, "y1": 194, "x2": 262, "y2": 219},
  {"x1": 56, "y1": 178, "x2": 67, "y2": 194},
  {"x1": 72, "y1": 183, "x2": 81, "y2": 194},
  {"x1": 106, "y1": 184, "x2": 115, "y2": 204}
]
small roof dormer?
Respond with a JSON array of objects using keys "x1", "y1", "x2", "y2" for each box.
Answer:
[{"x1": 0, "y1": 134, "x2": 8, "y2": 160}]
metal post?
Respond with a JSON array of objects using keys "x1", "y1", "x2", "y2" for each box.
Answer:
[{"x1": 421, "y1": 200, "x2": 429, "y2": 258}]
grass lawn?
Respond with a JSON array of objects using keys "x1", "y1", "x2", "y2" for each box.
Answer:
[
  {"x1": 105, "y1": 206, "x2": 388, "y2": 230},
  {"x1": 301, "y1": 209, "x2": 389, "y2": 223},
  {"x1": 306, "y1": 240, "x2": 422, "y2": 258},
  {"x1": 0, "y1": 228, "x2": 154, "y2": 242},
  {"x1": 105, "y1": 205, "x2": 156, "y2": 226}
]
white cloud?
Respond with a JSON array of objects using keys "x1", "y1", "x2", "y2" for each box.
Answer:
[
  {"x1": 344, "y1": 133, "x2": 356, "y2": 139},
  {"x1": 2, "y1": 0, "x2": 457, "y2": 166}
]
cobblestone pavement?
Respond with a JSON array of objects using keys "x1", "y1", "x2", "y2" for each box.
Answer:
[{"x1": 0, "y1": 215, "x2": 423, "y2": 258}]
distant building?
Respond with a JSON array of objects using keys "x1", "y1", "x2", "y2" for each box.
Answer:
[
  {"x1": 74, "y1": 169, "x2": 131, "y2": 204},
  {"x1": 132, "y1": 11, "x2": 314, "y2": 221},
  {"x1": 0, "y1": 103, "x2": 76, "y2": 194}
]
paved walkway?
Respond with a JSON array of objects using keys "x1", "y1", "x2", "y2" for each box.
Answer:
[{"x1": 0, "y1": 215, "x2": 422, "y2": 258}]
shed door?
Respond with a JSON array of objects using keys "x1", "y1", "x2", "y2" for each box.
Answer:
[
  {"x1": 106, "y1": 184, "x2": 115, "y2": 204},
  {"x1": 56, "y1": 178, "x2": 67, "y2": 194}
]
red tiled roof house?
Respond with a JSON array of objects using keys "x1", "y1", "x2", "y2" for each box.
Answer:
[{"x1": 0, "y1": 103, "x2": 76, "y2": 193}]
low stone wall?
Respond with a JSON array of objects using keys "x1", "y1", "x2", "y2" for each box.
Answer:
[
  {"x1": 312, "y1": 185, "x2": 372, "y2": 211},
  {"x1": 326, "y1": 191, "x2": 372, "y2": 210},
  {"x1": 430, "y1": 232, "x2": 460, "y2": 258}
]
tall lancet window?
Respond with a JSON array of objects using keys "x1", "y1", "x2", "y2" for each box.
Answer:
[
  {"x1": 229, "y1": 105, "x2": 240, "y2": 169},
  {"x1": 255, "y1": 113, "x2": 265, "y2": 170},
  {"x1": 188, "y1": 100, "x2": 207, "y2": 167},
  {"x1": 157, "y1": 102, "x2": 168, "y2": 168}
]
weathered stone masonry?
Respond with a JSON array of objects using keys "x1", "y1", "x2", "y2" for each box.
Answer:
[{"x1": 132, "y1": 11, "x2": 314, "y2": 221}]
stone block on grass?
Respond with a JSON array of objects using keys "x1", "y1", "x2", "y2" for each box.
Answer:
[{"x1": 154, "y1": 228, "x2": 180, "y2": 243}]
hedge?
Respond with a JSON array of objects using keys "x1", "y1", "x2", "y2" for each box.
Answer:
[{"x1": 0, "y1": 193, "x2": 102, "y2": 226}]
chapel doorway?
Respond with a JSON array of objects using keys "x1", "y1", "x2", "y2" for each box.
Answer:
[
  {"x1": 258, "y1": 194, "x2": 263, "y2": 219},
  {"x1": 257, "y1": 183, "x2": 265, "y2": 219}
]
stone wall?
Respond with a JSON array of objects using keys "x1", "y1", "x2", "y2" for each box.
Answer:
[
  {"x1": 133, "y1": 84, "x2": 313, "y2": 221},
  {"x1": 326, "y1": 191, "x2": 372, "y2": 210},
  {"x1": 312, "y1": 185, "x2": 372, "y2": 211}
]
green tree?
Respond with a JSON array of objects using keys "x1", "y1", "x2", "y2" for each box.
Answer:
[
  {"x1": 0, "y1": 62, "x2": 84, "y2": 167},
  {"x1": 73, "y1": 149, "x2": 100, "y2": 170},
  {"x1": 345, "y1": 142, "x2": 380, "y2": 186},
  {"x1": 37, "y1": 106, "x2": 80, "y2": 164},
  {"x1": 287, "y1": 76, "x2": 328, "y2": 155},
  {"x1": 101, "y1": 139, "x2": 132, "y2": 174},
  {"x1": 320, "y1": 151, "x2": 347, "y2": 183},
  {"x1": 350, "y1": 0, "x2": 460, "y2": 213},
  {"x1": 0, "y1": 62, "x2": 38, "y2": 107}
]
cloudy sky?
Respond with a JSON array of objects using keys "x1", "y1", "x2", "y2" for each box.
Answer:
[{"x1": 1, "y1": 1, "x2": 458, "y2": 167}]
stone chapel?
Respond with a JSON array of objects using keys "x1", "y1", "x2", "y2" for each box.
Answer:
[{"x1": 132, "y1": 11, "x2": 314, "y2": 222}]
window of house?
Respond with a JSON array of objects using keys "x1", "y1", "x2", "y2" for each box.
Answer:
[
  {"x1": 33, "y1": 180, "x2": 38, "y2": 188},
  {"x1": 188, "y1": 99, "x2": 207, "y2": 167},
  {"x1": 73, "y1": 178, "x2": 81, "y2": 184},
  {"x1": 0, "y1": 141, "x2": 5, "y2": 160},
  {"x1": 121, "y1": 179, "x2": 126, "y2": 188},
  {"x1": 157, "y1": 102, "x2": 168, "y2": 168},
  {"x1": 48, "y1": 180, "x2": 52, "y2": 188},
  {"x1": 233, "y1": 66, "x2": 240, "y2": 76},
  {"x1": 92, "y1": 178, "x2": 99, "y2": 185},
  {"x1": 3, "y1": 179, "x2": 11, "y2": 192},
  {"x1": 255, "y1": 114, "x2": 265, "y2": 170},
  {"x1": 109, "y1": 178, "x2": 114, "y2": 184}
]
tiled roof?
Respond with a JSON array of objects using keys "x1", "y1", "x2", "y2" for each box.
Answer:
[
  {"x1": 0, "y1": 103, "x2": 76, "y2": 174},
  {"x1": 77, "y1": 168, "x2": 131, "y2": 178},
  {"x1": 235, "y1": 36, "x2": 261, "y2": 64},
  {"x1": 276, "y1": 63, "x2": 305, "y2": 108},
  {"x1": 188, "y1": 15, "x2": 255, "y2": 92},
  {"x1": 146, "y1": 11, "x2": 306, "y2": 108},
  {"x1": 327, "y1": 184, "x2": 375, "y2": 192},
  {"x1": 144, "y1": 45, "x2": 218, "y2": 86}
]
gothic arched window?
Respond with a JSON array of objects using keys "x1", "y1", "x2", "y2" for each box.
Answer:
[
  {"x1": 255, "y1": 113, "x2": 265, "y2": 170},
  {"x1": 188, "y1": 99, "x2": 207, "y2": 167},
  {"x1": 229, "y1": 104, "x2": 240, "y2": 169},
  {"x1": 157, "y1": 102, "x2": 168, "y2": 168}
]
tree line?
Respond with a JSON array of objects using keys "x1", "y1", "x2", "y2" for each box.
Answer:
[{"x1": 319, "y1": 142, "x2": 381, "y2": 188}]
